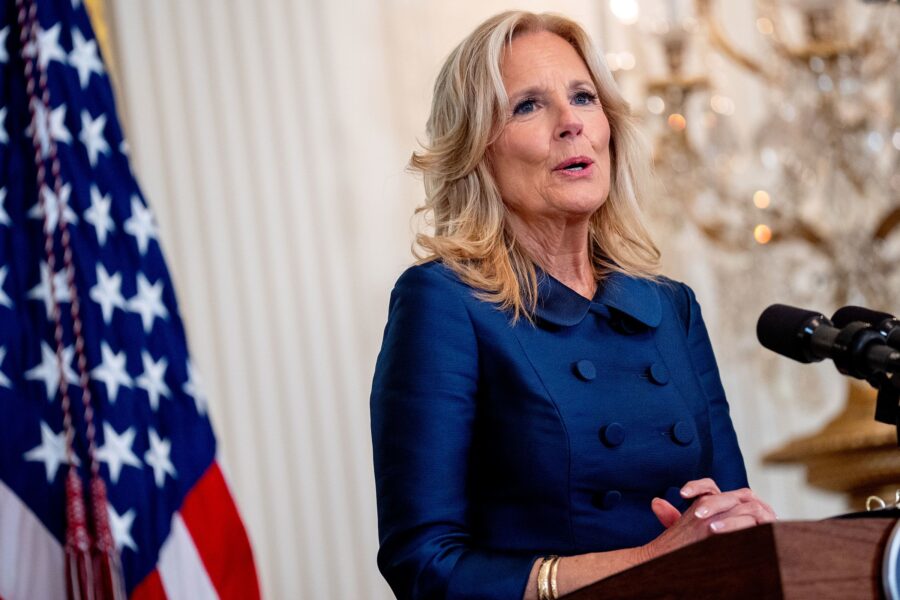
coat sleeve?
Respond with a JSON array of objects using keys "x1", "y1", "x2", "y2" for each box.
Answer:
[
  {"x1": 370, "y1": 265, "x2": 536, "y2": 600},
  {"x1": 679, "y1": 283, "x2": 749, "y2": 491}
]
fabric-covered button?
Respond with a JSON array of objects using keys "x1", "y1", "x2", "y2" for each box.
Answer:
[
  {"x1": 592, "y1": 490, "x2": 622, "y2": 510},
  {"x1": 599, "y1": 423, "x2": 625, "y2": 447},
  {"x1": 663, "y1": 486, "x2": 687, "y2": 511},
  {"x1": 671, "y1": 421, "x2": 694, "y2": 445},
  {"x1": 647, "y1": 362, "x2": 670, "y2": 385},
  {"x1": 573, "y1": 359, "x2": 596, "y2": 381}
]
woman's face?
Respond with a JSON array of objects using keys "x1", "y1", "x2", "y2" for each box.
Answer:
[{"x1": 489, "y1": 31, "x2": 612, "y2": 226}]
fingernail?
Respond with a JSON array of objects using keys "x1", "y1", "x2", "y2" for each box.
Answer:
[
  {"x1": 681, "y1": 486, "x2": 692, "y2": 496},
  {"x1": 694, "y1": 507, "x2": 709, "y2": 518},
  {"x1": 710, "y1": 521, "x2": 723, "y2": 532}
]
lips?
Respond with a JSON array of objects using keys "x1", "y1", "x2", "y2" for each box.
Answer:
[{"x1": 553, "y1": 156, "x2": 594, "y2": 172}]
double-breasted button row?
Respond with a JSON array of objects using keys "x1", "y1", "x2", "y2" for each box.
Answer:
[
  {"x1": 572, "y1": 360, "x2": 670, "y2": 385},
  {"x1": 597, "y1": 421, "x2": 694, "y2": 448},
  {"x1": 592, "y1": 487, "x2": 694, "y2": 512}
]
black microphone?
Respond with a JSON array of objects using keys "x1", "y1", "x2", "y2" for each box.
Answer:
[
  {"x1": 756, "y1": 304, "x2": 900, "y2": 379},
  {"x1": 832, "y1": 306, "x2": 900, "y2": 349}
]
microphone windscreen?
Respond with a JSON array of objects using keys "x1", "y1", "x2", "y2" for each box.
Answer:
[
  {"x1": 756, "y1": 304, "x2": 823, "y2": 363},
  {"x1": 832, "y1": 305, "x2": 893, "y2": 328}
]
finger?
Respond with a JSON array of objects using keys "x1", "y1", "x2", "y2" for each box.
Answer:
[
  {"x1": 707, "y1": 500, "x2": 775, "y2": 526},
  {"x1": 691, "y1": 491, "x2": 744, "y2": 518},
  {"x1": 708, "y1": 514, "x2": 758, "y2": 534},
  {"x1": 651, "y1": 497, "x2": 682, "y2": 529},
  {"x1": 680, "y1": 478, "x2": 721, "y2": 499},
  {"x1": 720, "y1": 489, "x2": 778, "y2": 521}
]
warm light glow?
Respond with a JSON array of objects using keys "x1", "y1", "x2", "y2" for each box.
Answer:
[
  {"x1": 753, "y1": 190, "x2": 771, "y2": 209},
  {"x1": 754, "y1": 224, "x2": 773, "y2": 244},
  {"x1": 618, "y1": 52, "x2": 636, "y2": 71},
  {"x1": 756, "y1": 17, "x2": 774, "y2": 35},
  {"x1": 646, "y1": 96, "x2": 665, "y2": 114},
  {"x1": 667, "y1": 113, "x2": 687, "y2": 131},
  {"x1": 606, "y1": 53, "x2": 621, "y2": 71},
  {"x1": 609, "y1": 0, "x2": 640, "y2": 24},
  {"x1": 710, "y1": 95, "x2": 735, "y2": 116}
]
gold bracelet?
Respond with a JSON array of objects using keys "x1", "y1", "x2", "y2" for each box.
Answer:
[
  {"x1": 549, "y1": 555, "x2": 561, "y2": 600},
  {"x1": 537, "y1": 555, "x2": 558, "y2": 600}
]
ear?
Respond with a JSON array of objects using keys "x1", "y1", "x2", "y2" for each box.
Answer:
[{"x1": 651, "y1": 497, "x2": 681, "y2": 529}]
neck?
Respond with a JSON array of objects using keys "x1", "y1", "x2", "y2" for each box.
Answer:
[{"x1": 508, "y1": 213, "x2": 596, "y2": 299}]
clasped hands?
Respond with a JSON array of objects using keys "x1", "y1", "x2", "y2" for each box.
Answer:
[{"x1": 644, "y1": 478, "x2": 777, "y2": 560}]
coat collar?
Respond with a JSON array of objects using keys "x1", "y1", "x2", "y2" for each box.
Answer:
[{"x1": 534, "y1": 269, "x2": 662, "y2": 328}]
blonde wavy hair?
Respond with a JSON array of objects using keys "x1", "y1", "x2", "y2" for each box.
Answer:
[{"x1": 410, "y1": 10, "x2": 660, "y2": 321}]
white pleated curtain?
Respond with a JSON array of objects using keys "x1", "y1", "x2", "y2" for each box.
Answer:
[{"x1": 107, "y1": 1, "x2": 845, "y2": 597}]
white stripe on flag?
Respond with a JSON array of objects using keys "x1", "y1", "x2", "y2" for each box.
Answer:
[
  {"x1": 158, "y1": 513, "x2": 219, "y2": 600},
  {"x1": 0, "y1": 480, "x2": 65, "y2": 600}
]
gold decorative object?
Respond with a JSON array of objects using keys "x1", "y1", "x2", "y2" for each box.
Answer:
[{"x1": 764, "y1": 381, "x2": 900, "y2": 510}]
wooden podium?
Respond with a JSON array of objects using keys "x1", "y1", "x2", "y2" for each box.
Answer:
[{"x1": 563, "y1": 518, "x2": 898, "y2": 599}]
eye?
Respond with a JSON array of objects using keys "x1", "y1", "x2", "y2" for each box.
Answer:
[
  {"x1": 572, "y1": 90, "x2": 598, "y2": 106},
  {"x1": 512, "y1": 98, "x2": 537, "y2": 116}
]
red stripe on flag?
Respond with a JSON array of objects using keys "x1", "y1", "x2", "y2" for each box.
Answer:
[
  {"x1": 179, "y1": 462, "x2": 260, "y2": 599},
  {"x1": 131, "y1": 569, "x2": 167, "y2": 600}
]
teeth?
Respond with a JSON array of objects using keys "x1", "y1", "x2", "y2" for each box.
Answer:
[{"x1": 565, "y1": 164, "x2": 585, "y2": 171}]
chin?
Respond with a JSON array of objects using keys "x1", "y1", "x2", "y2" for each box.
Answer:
[{"x1": 560, "y1": 196, "x2": 607, "y2": 216}]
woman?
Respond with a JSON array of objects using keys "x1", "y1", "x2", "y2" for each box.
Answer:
[{"x1": 370, "y1": 10, "x2": 775, "y2": 600}]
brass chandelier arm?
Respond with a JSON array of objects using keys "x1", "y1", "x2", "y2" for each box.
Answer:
[
  {"x1": 874, "y1": 207, "x2": 900, "y2": 241},
  {"x1": 694, "y1": 0, "x2": 779, "y2": 84}
]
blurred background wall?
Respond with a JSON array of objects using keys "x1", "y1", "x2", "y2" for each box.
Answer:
[{"x1": 103, "y1": 0, "x2": 899, "y2": 597}]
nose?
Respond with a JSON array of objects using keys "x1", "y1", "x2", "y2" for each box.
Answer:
[{"x1": 555, "y1": 105, "x2": 584, "y2": 140}]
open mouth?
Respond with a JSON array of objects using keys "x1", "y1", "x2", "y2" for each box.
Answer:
[{"x1": 554, "y1": 156, "x2": 594, "y2": 172}]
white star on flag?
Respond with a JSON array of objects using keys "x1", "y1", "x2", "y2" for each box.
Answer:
[
  {"x1": 23, "y1": 24, "x2": 67, "y2": 70},
  {"x1": 145, "y1": 429, "x2": 176, "y2": 488},
  {"x1": 89, "y1": 264, "x2": 126, "y2": 324},
  {"x1": 0, "y1": 266, "x2": 12, "y2": 308},
  {"x1": 68, "y1": 28, "x2": 104, "y2": 89},
  {"x1": 27, "y1": 101, "x2": 71, "y2": 157},
  {"x1": 91, "y1": 341, "x2": 132, "y2": 404},
  {"x1": 28, "y1": 183, "x2": 77, "y2": 234},
  {"x1": 0, "y1": 107, "x2": 7, "y2": 144},
  {"x1": 183, "y1": 359, "x2": 208, "y2": 415},
  {"x1": 27, "y1": 261, "x2": 72, "y2": 319},
  {"x1": 107, "y1": 504, "x2": 138, "y2": 553},
  {"x1": 123, "y1": 196, "x2": 158, "y2": 256},
  {"x1": 128, "y1": 273, "x2": 168, "y2": 334},
  {"x1": 96, "y1": 423, "x2": 141, "y2": 483},
  {"x1": 136, "y1": 351, "x2": 170, "y2": 411},
  {"x1": 23, "y1": 422, "x2": 79, "y2": 483},
  {"x1": 0, "y1": 188, "x2": 10, "y2": 226},
  {"x1": 25, "y1": 342, "x2": 78, "y2": 401},
  {"x1": 84, "y1": 185, "x2": 115, "y2": 245},
  {"x1": 0, "y1": 347, "x2": 11, "y2": 389},
  {"x1": 79, "y1": 110, "x2": 109, "y2": 167},
  {"x1": 0, "y1": 27, "x2": 8, "y2": 64}
]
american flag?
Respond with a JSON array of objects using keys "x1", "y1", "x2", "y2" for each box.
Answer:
[{"x1": 0, "y1": 0, "x2": 259, "y2": 598}]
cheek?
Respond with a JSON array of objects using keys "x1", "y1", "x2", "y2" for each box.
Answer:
[
  {"x1": 593, "y1": 114, "x2": 612, "y2": 150},
  {"x1": 495, "y1": 129, "x2": 548, "y2": 171}
]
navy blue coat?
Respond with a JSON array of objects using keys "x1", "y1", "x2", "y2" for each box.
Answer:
[{"x1": 370, "y1": 261, "x2": 748, "y2": 600}]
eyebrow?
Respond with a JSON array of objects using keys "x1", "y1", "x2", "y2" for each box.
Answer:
[{"x1": 508, "y1": 80, "x2": 597, "y2": 102}]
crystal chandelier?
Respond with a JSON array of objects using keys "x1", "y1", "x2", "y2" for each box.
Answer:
[{"x1": 612, "y1": 0, "x2": 900, "y2": 311}]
